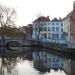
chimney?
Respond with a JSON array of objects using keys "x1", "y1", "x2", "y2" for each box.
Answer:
[
  {"x1": 73, "y1": 1, "x2": 75, "y2": 10},
  {"x1": 47, "y1": 16, "x2": 49, "y2": 18},
  {"x1": 59, "y1": 17, "x2": 61, "y2": 20},
  {"x1": 47, "y1": 16, "x2": 50, "y2": 20}
]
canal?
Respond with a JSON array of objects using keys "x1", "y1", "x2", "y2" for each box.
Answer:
[{"x1": 0, "y1": 47, "x2": 69, "y2": 75}]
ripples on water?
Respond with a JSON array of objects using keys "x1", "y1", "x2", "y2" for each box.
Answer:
[{"x1": 0, "y1": 58, "x2": 66, "y2": 75}]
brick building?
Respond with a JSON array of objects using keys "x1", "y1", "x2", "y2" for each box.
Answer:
[
  {"x1": 63, "y1": 1, "x2": 75, "y2": 75},
  {"x1": 63, "y1": 1, "x2": 75, "y2": 43}
]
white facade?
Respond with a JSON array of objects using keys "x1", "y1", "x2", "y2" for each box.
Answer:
[{"x1": 32, "y1": 17, "x2": 66, "y2": 43}]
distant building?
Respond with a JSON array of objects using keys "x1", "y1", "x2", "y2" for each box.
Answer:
[
  {"x1": 63, "y1": 1, "x2": 75, "y2": 43},
  {"x1": 20, "y1": 24, "x2": 32, "y2": 39},
  {"x1": 32, "y1": 16, "x2": 66, "y2": 43}
]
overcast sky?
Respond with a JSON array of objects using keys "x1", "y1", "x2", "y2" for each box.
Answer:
[{"x1": 0, "y1": 0, "x2": 74, "y2": 27}]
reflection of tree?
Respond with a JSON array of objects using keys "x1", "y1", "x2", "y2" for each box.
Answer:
[
  {"x1": 0, "y1": 57, "x2": 18, "y2": 75},
  {"x1": 0, "y1": 56, "x2": 32, "y2": 75}
]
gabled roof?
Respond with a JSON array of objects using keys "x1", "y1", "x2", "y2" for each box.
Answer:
[
  {"x1": 63, "y1": 11, "x2": 72, "y2": 20},
  {"x1": 33, "y1": 16, "x2": 50, "y2": 23},
  {"x1": 51, "y1": 18, "x2": 62, "y2": 22},
  {"x1": 63, "y1": 10, "x2": 75, "y2": 22}
]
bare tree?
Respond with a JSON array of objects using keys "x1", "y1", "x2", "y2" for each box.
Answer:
[
  {"x1": 0, "y1": 5, "x2": 16, "y2": 45},
  {"x1": 0, "y1": 5, "x2": 16, "y2": 27},
  {"x1": 0, "y1": 5, "x2": 16, "y2": 44}
]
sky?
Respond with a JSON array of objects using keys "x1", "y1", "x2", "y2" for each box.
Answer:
[{"x1": 0, "y1": 0, "x2": 74, "y2": 27}]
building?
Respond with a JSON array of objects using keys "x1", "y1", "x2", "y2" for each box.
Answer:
[
  {"x1": 32, "y1": 16, "x2": 50, "y2": 41},
  {"x1": 48, "y1": 18, "x2": 65, "y2": 43},
  {"x1": 20, "y1": 24, "x2": 32, "y2": 40},
  {"x1": 63, "y1": 1, "x2": 75, "y2": 43},
  {"x1": 32, "y1": 16, "x2": 66, "y2": 43}
]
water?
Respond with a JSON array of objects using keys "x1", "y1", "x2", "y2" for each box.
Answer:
[
  {"x1": 0, "y1": 57, "x2": 66, "y2": 75},
  {"x1": 0, "y1": 44, "x2": 68, "y2": 75}
]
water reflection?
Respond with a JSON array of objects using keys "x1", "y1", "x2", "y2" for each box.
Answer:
[
  {"x1": 16, "y1": 60, "x2": 66, "y2": 75},
  {"x1": 0, "y1": 57, "x2": 18, "y2": 75},
  {"x1": 0, "y1": 57, "x2": 66, "y2": 75}
]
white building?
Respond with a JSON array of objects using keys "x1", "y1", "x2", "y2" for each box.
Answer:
[{"x1": 32, "y1": 16, "x2": 66, "y2": 43}]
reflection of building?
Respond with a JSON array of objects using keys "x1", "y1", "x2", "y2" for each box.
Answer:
[
  {"x1": 70, "y1": 60, "x2": 75, "y2": 75},
  {"x1": 63, "y1": 1, "x2": 75, "y2": 43},
  {"x1": 20, "y1": 24, "x2": 32, "y2": 39},
  {"x1": 33, "y1": 51, "x2": 67, "y2": 71},
  {"x1": 32, "y1": 16, "x2": 66, "y2": 43}
]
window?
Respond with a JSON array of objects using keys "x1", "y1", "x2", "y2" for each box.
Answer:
[
  {"x1": 49, "y1": 59, "x2": 51, "y2": 62},
  {"x1": 52, "y1": 23, "x2": 55, "y2": 25},
  {"x1": 44, "y1": 23, "x2": 46, "y2": 25},
  {"x1": 44, "y1": 27, "x2": 47, "y2": 31},
  {"x1": 52, "y1": 34, "x2": 59, "y2": 39},
  {"x1": 40, "y1": 24, "x2": 43, "y2": 25},
  {"x1": 56, "y1": 58, "x2": 59, "y2": 63},
  {"x1": 48, "y1": 23, "x2": 50, "y2": 25},
  {"x1": 56, "y1": 23, "x2": 59, "y2": 25},
  {"x1": 52, "y1": 33, "x2": 55, "y2": 39},
  {"x1": 35, "y1": 33, "x2": 38, "y2": 39},
  {"x1": 61, "y1": 34, "x2": 65, "y2": 39},
  {"x1": 52, "y1": 27, "x2": 55, "y2": 32},
  {"x1": 40, "y1": 27, "x2": 43, "y2": 31},
  {"x1": 55, "y1": 34, "x2": 59, "y2": 39},
  {"x1": 52, "y1": 58, "x2": 55, "y2": 63},
  {"x1": 48, "y1": 33, "x2": 51, "y2": 39},
  {"x1": 56, "y1": 27, "x2": 59, "y2": 32},
  {"x1": 61, "y1": 63, "x2": 63, "y2": 67},
  {"x1": 61, "y1": 28, "x2": 63, "y2": 32},
  {"x1": 37, "y1": 52, "x2": 39, "y2": 56},
  {"x1": 40, "y1": 33, "x2": 43, "y2": 39},
  {"x1": 48, "y1": 27, "x2": 51, "y2": 31},
  {"x1": 61, "y1": 23, "x2": 63, "y2": 26},
  {"x1": 35, "y1": 28, "x2": 38, "y2": 31},
  {"x1": 44, "y1": 33, "x2": 47, "y2": 39}
]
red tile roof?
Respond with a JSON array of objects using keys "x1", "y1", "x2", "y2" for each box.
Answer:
[
  {"x1": 51, "y1": 17, "x2": 62, "y2": 22},
  {"x1": 63, "y1": 10, "x2": 75, "y2": 22},
  {"x1": 33, "y1": 16, "x2": 50, "y2": 22}
]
